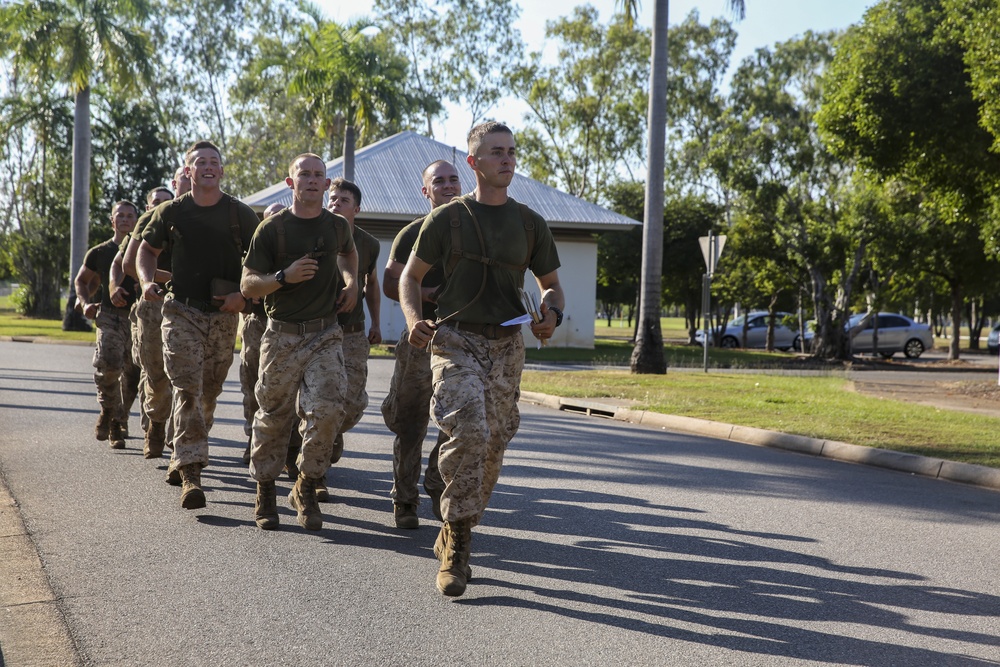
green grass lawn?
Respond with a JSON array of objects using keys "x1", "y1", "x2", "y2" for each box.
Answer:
[{"x1": 520, "y1": 369, "x2": 1000, "y2": 468}]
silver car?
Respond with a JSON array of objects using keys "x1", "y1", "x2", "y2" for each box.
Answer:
[
  {"x1": 848, "y1": 312, "x2": 934, "y2": 358},
  {"x1": 697, "y1": 311, "x2": 800, "y2": 351}
]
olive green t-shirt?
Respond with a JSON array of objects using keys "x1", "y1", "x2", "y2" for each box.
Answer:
[
  {"x1": 389, "y1": 218, "x2": 443, "y2": 321},
  {"x1": 84, "y1": 238, "x2": 136, "y2": 309},
  {"x1": 338, "y1": 224, "x2": 380, "y2": 328},
  {"x1": 131, "y1": 208, "x2": 171, "y2": 271},
  {"x1": 243, "y1": 209, "x2": 355, "y2": 322},
  {"x1": 412, "y1": 195, "x2": 560, "y2": 324},
  {"x1": 142, "y1": 192, "x2": 259, "y2": 303}
]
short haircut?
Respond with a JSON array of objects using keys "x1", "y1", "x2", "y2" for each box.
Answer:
[
  {"x1": 422, "y1": 159, "x2": 453, "y2": 184},
  {"x1": 288, "y1": 153, "x2": 326, "y2": 178},
  {"x1": 467, "y1": 121, "x2": 513, "y2": 155},
  {"x1": 184, "y1": 140, "x2": 222, "y2": 166},
  {"x1": 113, "y1": 200, "x2": 139, "y2": 217},
  {"x1": 329, "y1": 177, "x2": 362, "y2": 207},
  {"x1": 146, "y1": 186, "x2": 173, "y2": 204}
]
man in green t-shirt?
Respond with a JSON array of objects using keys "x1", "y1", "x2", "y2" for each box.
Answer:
[
  {"x1": 325, "y1": 178, "x2": 381, "y2": 502},
  {"x1": 137, "y1": 140, "x2": 260, "y2": 511},
  {"x1": 400, "y1": 122, "x2": 566, "y2": 597},
  {"x1": 110, "y1": 182, "x2": 176, "y2": 458},
  {"x1": 381, "y1": 159, "x2": 461, "y2": 529},
  {"x1": 74, "y1": 200, "x2": 140, "y2": 450},
  {"x1": 242, "y1": 153, "x2": 358, "y2": 531}
]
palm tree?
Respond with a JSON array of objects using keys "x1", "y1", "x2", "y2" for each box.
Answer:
[
  {"x1": 289, "y1": 18, "x2": 411, "y2": 181},
  {"x1": 617, "y1": 0, "x2": 744, "y2": 373},
  {"x1": 1, "y1": 0, "x2": 152, "y2": 328}
]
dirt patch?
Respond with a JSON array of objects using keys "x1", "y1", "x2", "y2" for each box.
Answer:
[{"x1": 852, "y1": 378, "x2": 1000, "y2": 418}]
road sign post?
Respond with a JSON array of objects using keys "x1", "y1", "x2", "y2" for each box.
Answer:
[{"x1": 698, "y1": 232, "x2": 727, "y2": 373}]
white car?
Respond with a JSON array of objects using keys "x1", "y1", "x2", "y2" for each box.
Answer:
[
  {"x1": 696, "y1": 312, "x2": 800, "y2": 351},
  {"x1": 848, "y1": 312, "x2": 934, "y2": 358}
]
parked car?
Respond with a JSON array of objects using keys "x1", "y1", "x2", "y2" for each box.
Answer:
[
  {"x1": 847, "y1": 312, "x2": 934, "y2": 358},
  {"x1": 988, "y1": 323, "x2": 1000, "y2": 355},
  {"x1": 696, "y1": 312, "x2": 800, "y2": 351}
]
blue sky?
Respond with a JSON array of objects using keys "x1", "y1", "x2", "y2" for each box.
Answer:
[{"x1": 317, "y1": 0, "x2": 878, "y2": 149}]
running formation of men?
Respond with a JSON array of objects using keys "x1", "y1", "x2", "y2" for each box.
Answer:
[{"x1": 78, "y1": 123, "x2": 564, "y2": 597}]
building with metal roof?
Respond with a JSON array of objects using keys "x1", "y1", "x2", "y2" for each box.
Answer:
[{"x1": 242, "y1": 131, "x2": 639, "y2": 347}]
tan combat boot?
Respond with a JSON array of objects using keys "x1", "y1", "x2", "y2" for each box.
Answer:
[
  {"x1": 144, "y1": 421, "x2": 166, "y2": 459},
  {"x1": 315, "y1": 476, "x2": 330, "y2": 502},
  {"x1": 179, "y1": 463, "x2": 206, "y2": 510},
  {"x1": 436, "y1": 519, "x2": 473, "y2": 597},
  {"x1": 109, "y1": 420, "x2": 126, "y2": 449},
  {"x1": 94, "y1": 410, "x2": 112, "y2": 441},
  {"x1": 288, "y1": 474, "x2": 322, "y2": 530},
  {"x1": 255, "y1": 480, "x2": 279, "y2": 530},
  {"x1": 434, "y1": 523, "x2": 472, "y2": 582}
]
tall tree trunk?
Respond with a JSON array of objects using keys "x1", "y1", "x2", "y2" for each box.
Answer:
[
  {"x1": 949, "y1": 283, "x2": 962, "y2": 361},
  {"x1": 629, "y1": 0, "x2": 668, "y2": 375},
  {"x1": 343, "y1": 125, "x2": 356, "y2": 182},
  {"x1": 64, "y1": 87, "x2": 92, "y2": 331}
]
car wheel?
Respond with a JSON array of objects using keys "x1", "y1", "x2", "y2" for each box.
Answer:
[
  {"x1": 903, "y1": 338, "x2": 924, "y2": 358},
  {"x1": 777, "y1": 346, "x2": 790, "y2": 352},
  {"x1": 878, "y1": 351, "x2": 894, "y2": 359},
  {"x1": 721, "y1": 336, "x2": 739, "y2": 349},
  {"x1": 792, "y1": 336, "x2": 802, "y2": 352}
]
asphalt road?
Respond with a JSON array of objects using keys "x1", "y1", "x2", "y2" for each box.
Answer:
[{"x1": 1, "y1": 340, "x2": 999, "y2": 666}]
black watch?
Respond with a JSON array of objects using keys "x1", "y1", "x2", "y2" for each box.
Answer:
[
  {"x1": 275, "y1": 269, "x2": 287, "y2": 286},
  {"x1": 549, "y1": 306, "x2": 563, "y2": 327}
]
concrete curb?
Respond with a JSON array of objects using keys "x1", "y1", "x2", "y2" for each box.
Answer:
[
  {"x1": 520, "y1": 391, "x2": 1000, "y2": 492},
  {"x1": 0, "y1": 335, "x2": 94, "y2": 347},
  {"x1": 0, "y1": 476, "x2": 81, "y2": 666}
]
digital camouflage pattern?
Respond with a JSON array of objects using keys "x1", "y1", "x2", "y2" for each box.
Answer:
[
  {"x1": 238, "y1": 311, "x2": 267, "y2": 437},
  {"x1": 93, "y1": 308, "x2": 140, "y2": 424},
  {"x1": 429, "y1": 324, "x2": 524, "y2": 524},
  {"x1": 382, "y1": 330, "x2": 444, "y2": 506},
  {"x1": 339, "y1": 329, "x2": 370, "y2": 435},
  {"x1": 161, "y1": 298, "x2": 238, "y2": 471},
  {"x1": 250, "y1": 322, "x2": 346, "y2": 482},
  {"x1": 136, "y1": 299, "x2": 172, "y2": 424}
]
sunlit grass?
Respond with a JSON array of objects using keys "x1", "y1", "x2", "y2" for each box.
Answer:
[{"x1": 521, "y1": 369, "x2": 1000, "y2": 468}]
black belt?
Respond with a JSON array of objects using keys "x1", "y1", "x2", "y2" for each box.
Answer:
[
  {"x1": 172, "y1": 296, "x2": 219, "y2": 313},
  {"x1": 268, "y1": 317, "x2": 337, "y2": 335},
  {"x1": 446, "y1": 321, "x2": 521, "y2": 340},
  {"x1": 100, "y1": 305, "x2": 132, "y2": 316},
  {"x1": 341, "y1": 321, "x2": 365, "y2": 334}
]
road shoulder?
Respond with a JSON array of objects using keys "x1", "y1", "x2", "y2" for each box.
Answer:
[
  {"x1": 0, "y1": 476, "x2": 80, "y2": 666},
  {"x1": 520, "y1": 391, "x2": 1000, "y2": 492}
]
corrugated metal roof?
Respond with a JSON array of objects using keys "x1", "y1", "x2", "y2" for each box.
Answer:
[{"x1": 242, "y1": 131, "x2": 638, "y2": 230}]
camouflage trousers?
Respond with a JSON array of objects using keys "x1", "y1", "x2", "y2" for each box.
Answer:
[
  {"x1": 135, "y1": 298, "x2": 172, "y2": 425},
  {"x1": 128, "y1": 301, "x2": 148, "y2": 433},
  {"x1": 382, "y1": 330, "x2": 444, "y2": 507},
  {"x1": 429, "y1": 324, "x2": 524, "y2": 524},
  {"x1": 250, "y1": 320, "x2": 346, "y2": 482},
  {"x1": 92, "y1": 307, "x2": 140, "y2": 424},
  {"x1": 238, "y1": 311, "x2": 267, "y2": 437},
  {"x1": 161, "y1": 298, "x2": 237, "y2": 470},
  {"x1": 339, "y1": 329, "x2": 370, "y2": 435}
]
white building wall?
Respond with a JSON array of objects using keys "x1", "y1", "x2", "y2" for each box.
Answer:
[{"x1": 371, "y1": 236, "x2": 596, "y2": 349}]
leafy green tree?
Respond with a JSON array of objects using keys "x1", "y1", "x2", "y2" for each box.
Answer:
[
  {"x1": 289, "y1": 16, "x2": 415, "y2": 181},
  {"x1": 725, "y1": 31, "x2": 877, "y2": 360},
  {"x1": 512, "y1": 7, "x2": 649, "y2": 203},
  {"x1": 0, "y1": 72, "x2": 73, "y2": 317},
  {"x1": 818, "y1": 0, "x2": 1000, "y2": 358},
  {"x1": 373, "y1": 0, "x2": 524, "y2": 137},
  {"x1": 0, "y1": 0, "x2": 152, "y2": 327}
]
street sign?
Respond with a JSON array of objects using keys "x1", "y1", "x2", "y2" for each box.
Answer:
[{"x1": 698, "y1": 234, "x2": 727, "y2": 274}]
